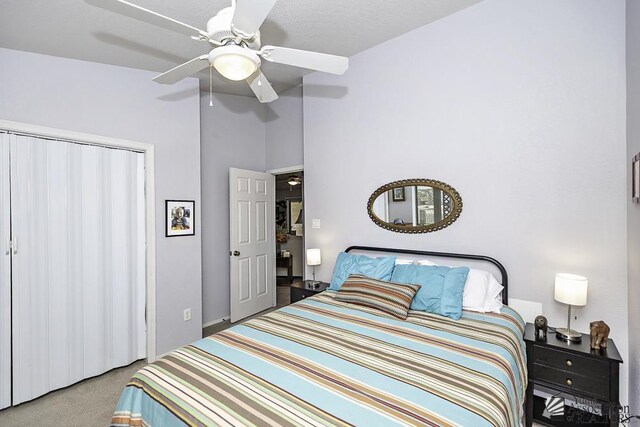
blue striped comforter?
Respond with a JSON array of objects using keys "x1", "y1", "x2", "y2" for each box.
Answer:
[{"x1": 113, "y1": 291, "x2": 527, "y2": 426}]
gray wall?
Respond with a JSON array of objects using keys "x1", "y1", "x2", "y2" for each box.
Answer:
[
  {"x1": 265, "y1": 86, "x2": 304, "y2": 171},
  {"x1": 200, "y1": 93, "x2": 266, "y2": 325},
  {"x1": 199, "y1": 86, "x2": 304, "y2": 325},
  {"x1": 303, "y1": 0, "x2": 629, "y2": 401},
  {"x1": 627, "y1": 0, "x2": 640, "y2": 415},
  {"x1": 0, "y1": 48, "x2": 202, "y2": 356}
]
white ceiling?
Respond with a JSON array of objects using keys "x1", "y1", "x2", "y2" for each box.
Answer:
[{"x1": 0, "y1": 0, "x2": 482, "y2": 97}]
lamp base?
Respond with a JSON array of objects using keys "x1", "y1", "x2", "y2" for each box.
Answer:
[
  {"x1": 307, "y1": 280, "x2": 321, "y2": 289},
  {"x1": 556, "y1": 327, "x2": 582, "y2": 343}
]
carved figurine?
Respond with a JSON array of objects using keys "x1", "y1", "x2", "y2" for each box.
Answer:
[
  {"x1": 534, "y1": 315, "x2": 548, "y2": 341},
  {"x1": 590, "y1": 321, "x2": 610, "y2": 350}
]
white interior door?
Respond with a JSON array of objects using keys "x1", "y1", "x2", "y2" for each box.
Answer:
[
  {"x1": 10, "y1": 135, "x2": 146, "y2": 405},
  {"x1": 229, "y1": 168, "x2": 275, "y2": 323},
  {"x1": 0, "y1": 134, "x2": 11, "y2": 410}
]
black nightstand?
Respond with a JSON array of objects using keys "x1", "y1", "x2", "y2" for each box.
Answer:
[
  {"x1": 290, "y1": 281, "x2": 329, "y2": 303},
  {"x1": 524, "y1": 323, "x2": 623, "y2": 427}
]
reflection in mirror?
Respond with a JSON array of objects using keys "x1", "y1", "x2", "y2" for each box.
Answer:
[
  {"x1": 368, "y1": 179, "x2": 462, "y2": 234},
  {"x1": 372, "y1": 186, "x2": 452, "y2": 227}
]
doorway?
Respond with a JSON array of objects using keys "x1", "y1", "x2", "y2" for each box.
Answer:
[{"x1": 274, "y1": 171, "x2": 304, "y2": 300}]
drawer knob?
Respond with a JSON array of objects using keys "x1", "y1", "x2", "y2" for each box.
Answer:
[
  {"x1": 566, "y1": 359, "x2": 573, "y2": 367},
  {"x1": 566, "y1": 378, "x2": 573, "y2": 386}
]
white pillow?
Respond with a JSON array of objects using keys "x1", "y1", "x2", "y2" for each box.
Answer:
[
  {"x1": 487, "y1": 294, "x2": 504, "y2": 314},
  {"x1": 395, "y1": 258, "x2": 415, "y2": 265},
  {"x1": 415, "y1": 259, "x2": 439, "y2": 266},
  {"x1": 463, "y1": 268, "x2": 504, "y2": 313}
]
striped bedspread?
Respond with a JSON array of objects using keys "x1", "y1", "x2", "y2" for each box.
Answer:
[{"x1": 112, "y1": 291, "x2": 527, "y2": 427}]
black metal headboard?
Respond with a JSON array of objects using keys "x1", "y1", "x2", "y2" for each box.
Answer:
[{"x1": 345, "y1": 246, "x2": 508, "y2": 304}]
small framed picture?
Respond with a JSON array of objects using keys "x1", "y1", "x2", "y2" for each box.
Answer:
[
  {"x1": 392, "y1": 187, "x2": 405, "y2": 202},
  {"x1": 166, "y1": 200, "x2": 195, "y2": 237},
  {"x1": 633, "y1": 154, "x2": 640, "y2": 204}
]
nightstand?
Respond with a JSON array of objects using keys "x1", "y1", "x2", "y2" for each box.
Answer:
[
  {"x1": 290, "y1": 280, "x2": 329, "y2": 303},
  {"x1": 524, "y1": 323, "x2": 623, "y2": 427},
  {"x1": 276, "y1": 255, "x2": 293, "y2": 284}
]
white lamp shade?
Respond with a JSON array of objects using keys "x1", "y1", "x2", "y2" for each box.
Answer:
[
  {"x1": 554, "y1": 273, "x2": 588, "y2": 306},
  {"x1": 306, "y1": 248, "x2": 321, "y2": 266}
]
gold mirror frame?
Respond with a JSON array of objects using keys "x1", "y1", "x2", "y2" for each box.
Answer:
[{"x1": 367, "y1": 179, "x2": 463, "y2": 234}]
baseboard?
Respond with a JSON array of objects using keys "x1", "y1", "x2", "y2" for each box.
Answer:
[{"x1": 202, "y1": 316, "x2": 229, "y2": 328}]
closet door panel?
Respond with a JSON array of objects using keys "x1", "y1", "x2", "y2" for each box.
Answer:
[
  {"x1": 81, "y1": 146, "x2": 108, "y2": 377},
  {"x1": 11, "y1": 137, "x2": 52, "y2": 403},
  {"x1": 65, "y1": 143, "x2": 86, "y2": 385},
  {"x1": 46, "y1": 141, "x2": 72, "y2": 391},
  {"x1": 134, "y1": 153, "x2": 146, "y2": 360},
  {"x1": 0, "y1": 135, "x2": 11, "y2": 410},
  {"x1": 109, "y1": 150, "x2": 146, "y2": 366}
]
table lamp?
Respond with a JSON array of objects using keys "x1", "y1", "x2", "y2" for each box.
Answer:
[
  {"x1": 306, "y1": 248, "x2": 322, "y2": 286},
  {"x1": 554, "y1": 273, "x2": 588, "y2": 342}
]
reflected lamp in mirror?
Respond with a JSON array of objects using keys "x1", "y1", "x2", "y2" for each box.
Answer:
[
  {"x1": 554, "y1": 273, "x2": 588, "y2": 343},
  {"x1": 306, "y1": 248, "x2": 322, "y2": 286},
  {"x1": 367, "y1": 179, "x2": 462, "y2": 234}
]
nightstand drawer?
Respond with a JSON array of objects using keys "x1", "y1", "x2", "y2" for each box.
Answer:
[
  {"x1": 532, "y1": 345, "x2": 608, "y2": 378},
  {"x1": 532, "y1": 364, "x2": 609, "y2": 400},
  {"x1": 290, "y1": 287, "x2": 315, "y2": 303},
  {"x1": 290, "y1": 282, "x2": 329, "y2": 304}
]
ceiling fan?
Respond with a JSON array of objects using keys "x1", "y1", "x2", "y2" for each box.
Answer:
[{"x1": 87, "y1": 0, "x2": 349, "y2": 103}]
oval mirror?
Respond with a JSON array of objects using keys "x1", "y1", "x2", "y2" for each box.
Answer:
[{"x1": 367, "y1": 179, "x2": 463, "y2": 233}]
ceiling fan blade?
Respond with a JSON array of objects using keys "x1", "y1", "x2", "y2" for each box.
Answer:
[
  {"x1": 246, "y1": 71, "x2": 279, "y2": 103},
  {"x1": 153, "y1": 55, "x2": 210, "y2": 84},
  {"x1": 86, "y1": 0, "x2": 208, "y2": 39},
  {"x1": 231, "y1": 0, "x2": 278, "y2": 37},
  {"x1": 259, "y1": 46, "x2": 349, "y2": 75}
]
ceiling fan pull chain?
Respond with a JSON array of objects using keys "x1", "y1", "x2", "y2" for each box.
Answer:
[{"x1": 209, "y1": 65, "x2": 214, "y2": 107}]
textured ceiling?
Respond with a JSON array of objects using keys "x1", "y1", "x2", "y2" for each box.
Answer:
[{"x1": 0, "y1": 0, "x2": 482, "y2": 97}]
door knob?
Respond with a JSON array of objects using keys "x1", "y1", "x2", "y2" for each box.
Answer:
[{"x1": 233, "y1": 251, "x2": 240, "y2": 256}]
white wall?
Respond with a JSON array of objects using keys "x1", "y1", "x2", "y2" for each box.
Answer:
[
  {"x1": 303, "y1": 0, "x2": 629, "y2": 401},
  {"x1": 0, "y1": 48, "x2": 202, "y2": 356},
  {"x1": 200, "y1": 93, "x2": 266, "y2": 325},
  {"x1": 266, "y1": 86, "x2": 304, "y2": 171},
  {"x1": 627, "y1": 0, "x2": 640, "y2": 415}
]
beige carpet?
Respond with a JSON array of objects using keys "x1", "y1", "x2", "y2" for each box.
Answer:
[
  {"x1": 0, "y1": 287, "x2": 291, "y2": 426},
  {"x1": 0, "y1": 360, "x2": 146, "y2": 427}
]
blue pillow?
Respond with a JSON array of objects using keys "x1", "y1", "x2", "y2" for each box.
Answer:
[
  {"x1": 391, "y1": 264, "x2": 469, "y2": 320},
  {"x1": 329, "y1": 252, "x2": 397, "y2": 290}
]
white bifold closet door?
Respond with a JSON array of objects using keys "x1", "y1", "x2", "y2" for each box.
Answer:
[
  {"x1": 8, "y1": 134, "x2": 146, "y2": 405},
  {"x1": 0, "y1": 134, "x2": 11, "y2": 410}
]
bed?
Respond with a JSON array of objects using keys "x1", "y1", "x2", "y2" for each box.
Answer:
[{"x1": 112, "y1": 247, "x2": 527, "y2": 427}]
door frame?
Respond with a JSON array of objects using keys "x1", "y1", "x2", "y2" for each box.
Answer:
[
  {"x1": 0, "y1": 120, "x2": 157, "y2": 362},
  {"x1": 267, "y1": 165, "x2": 305, "y2": 283}
]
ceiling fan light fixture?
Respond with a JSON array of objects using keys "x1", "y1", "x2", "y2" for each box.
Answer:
[
  {"x1": 209, "y1": 45, "x2": 260, "y2": 81},
  {"x1": 287, "y1": 176, "x2": 302, "y2": 186}
]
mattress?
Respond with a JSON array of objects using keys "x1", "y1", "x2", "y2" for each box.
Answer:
[{"x1": 112, "y1": 291, "x2": 527, "y2": 427}]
